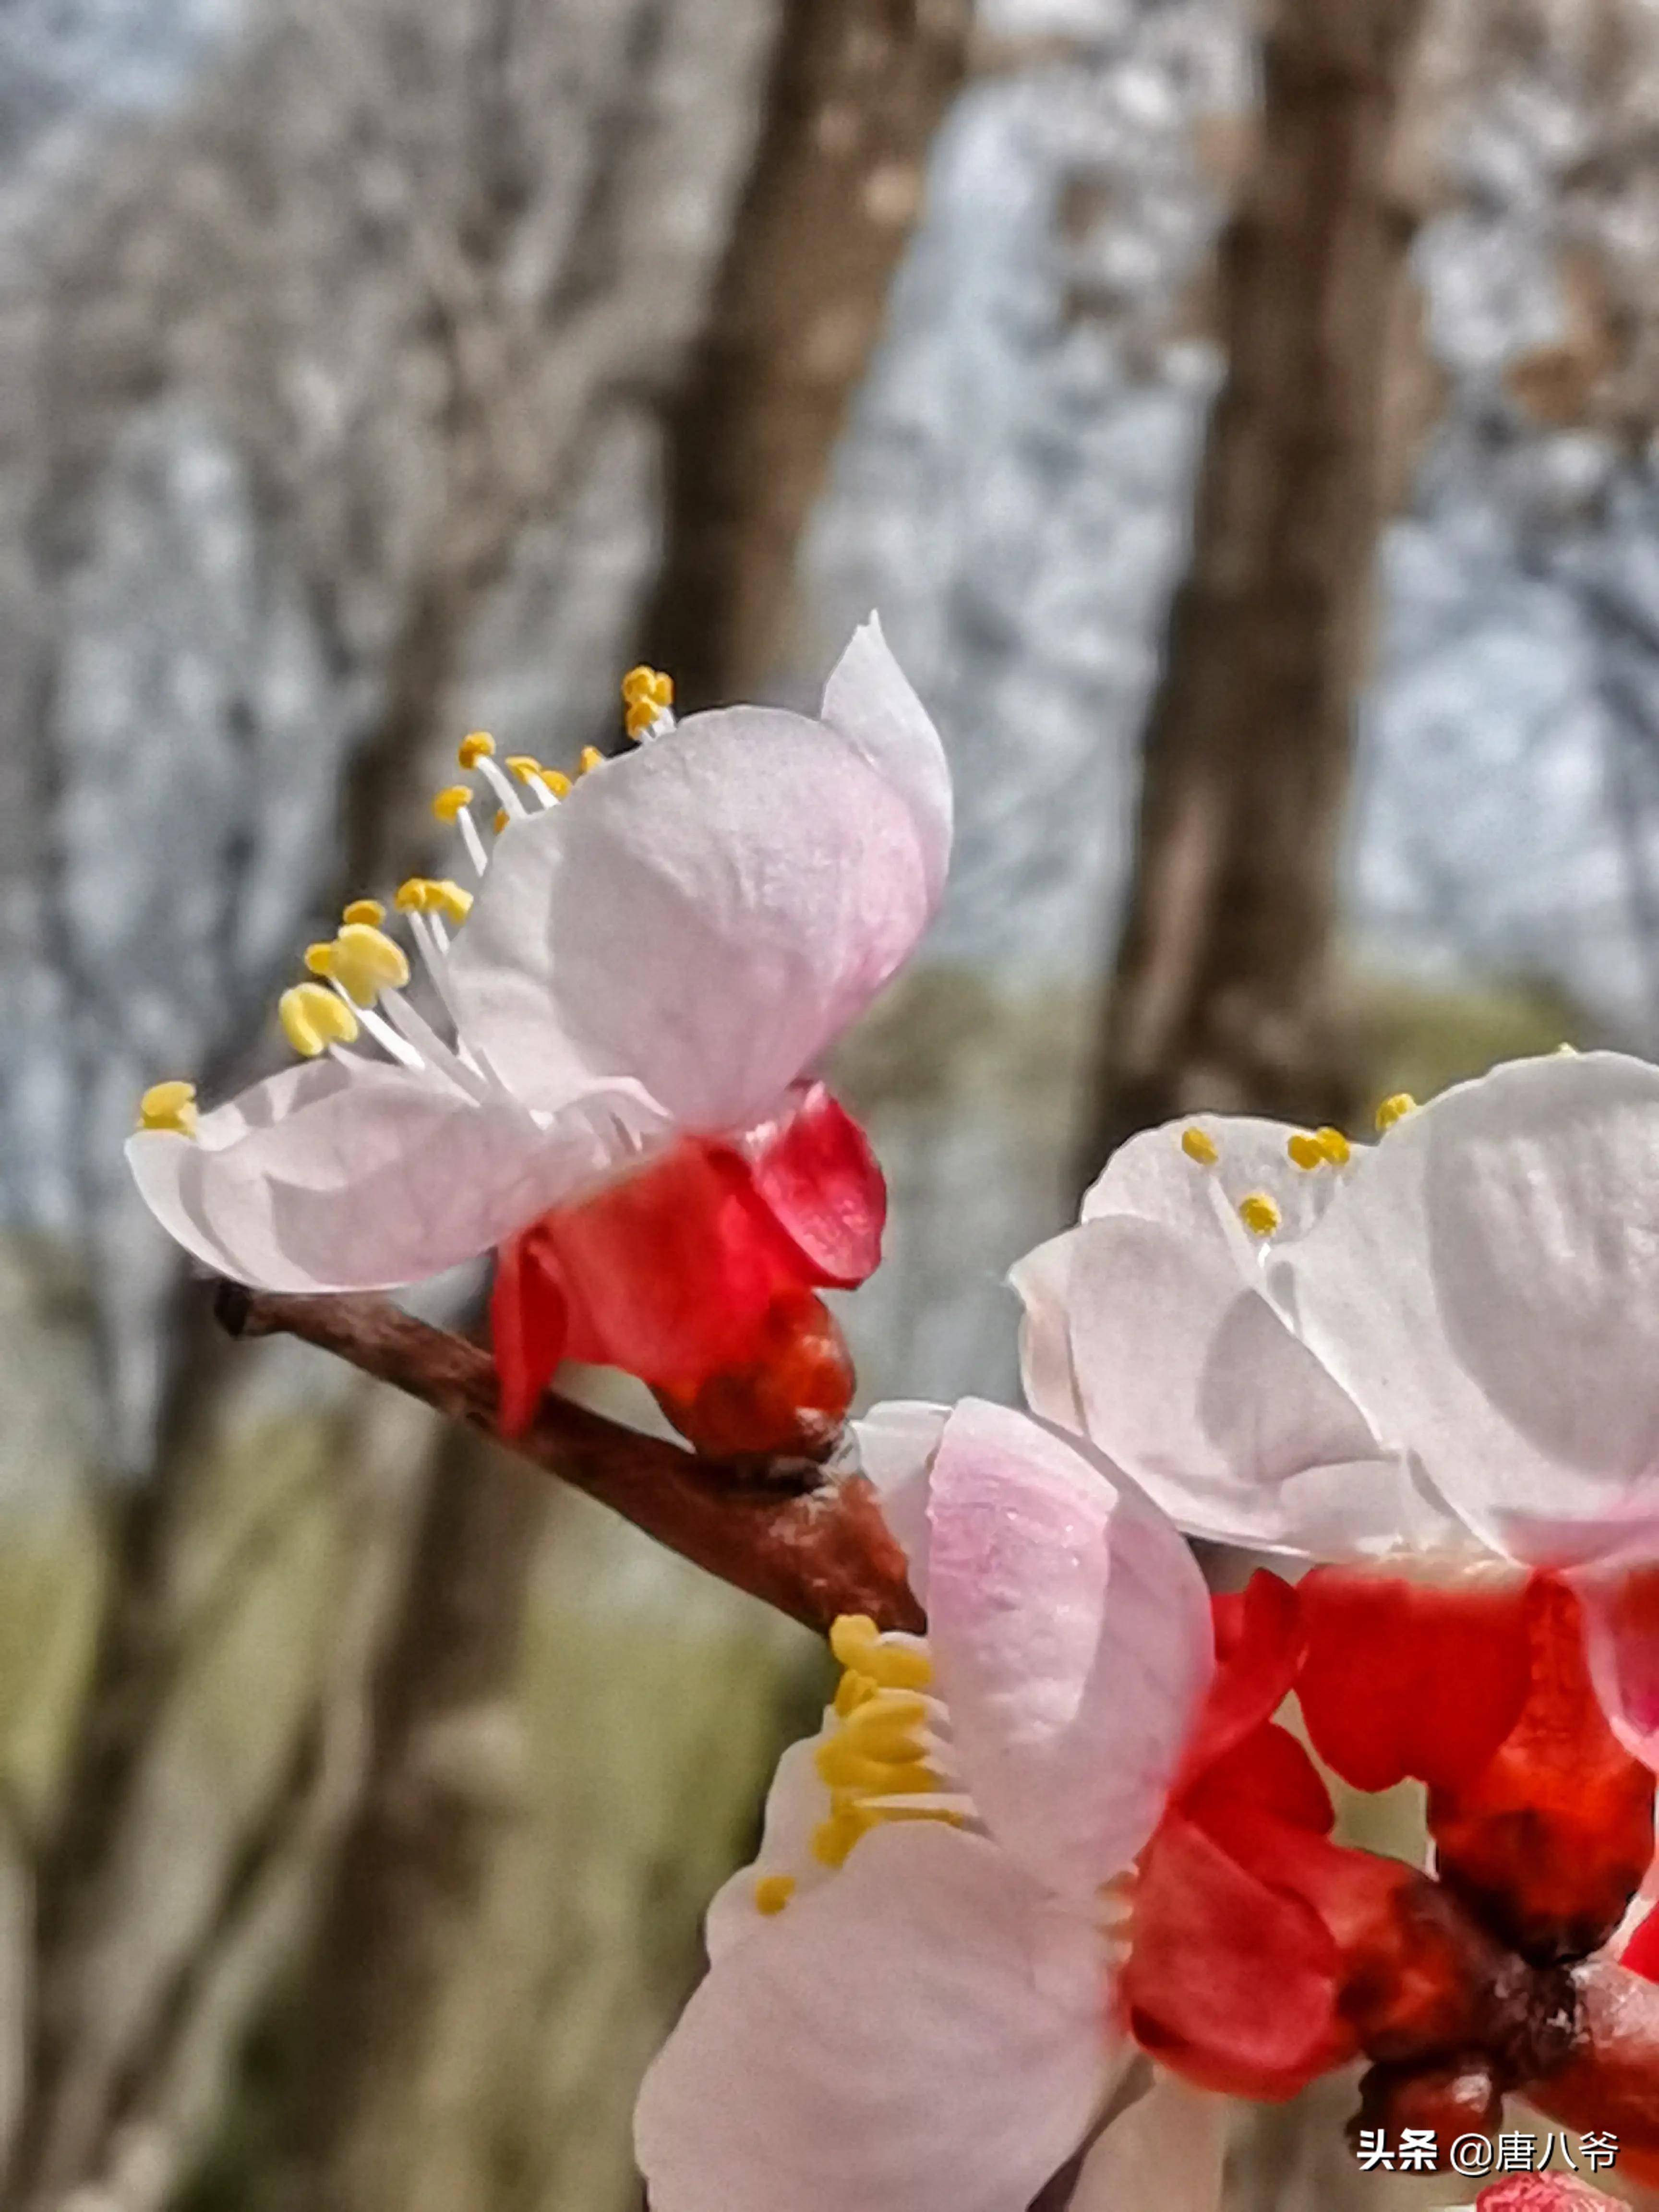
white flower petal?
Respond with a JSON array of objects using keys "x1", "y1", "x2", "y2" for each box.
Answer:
[
  {"x1": 924, "y1": 1399, "x2": 1213, "y2": 1901},
  {"x1": 1282, "y1": 1051, "x2": 1659, "y2": 1565},
  {"x1": 128, "y1": 1056, "x2": 628, "y2": 1292},
  {"x1": 447, "y1": 701, "x2": 936, "y2": 1135},
  {"x1": 1082, "y1": 1113, "x2": 1343, "y2": 1250},
  {"x1": 1057, "y1": 1214, "x2": 1453, "y2": 1558},
  {"x1": 852, "y1": 1398, "x2": 949, "y2": 1599},
  {"x1": 1071, "y1": 2073, "x2": 1228, "y2": 2212},
  {"x1": 1009, "y1": 1233, "x2": 1086, "y2": 1433},
  {"x1": 818, "y1": 613, "x2": 952, "y2": 907},
  {"x1": 635, "y1": 1822, "x2": 1114, "y2": 2212},
  {"x1": 704, "y1": 1737, "x2": 832, "y2": 1963}
]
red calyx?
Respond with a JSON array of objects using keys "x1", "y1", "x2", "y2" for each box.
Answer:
[
  {"x1": 1429, "y1": 1574, "x2": 1654, "y2": 1964},
  {"x1": 489, "y1": 1084, "x2": 883, "y2": 1450},
  {"x1": 1297, "y1": 1563, "x2": 1532, "y2": 1794}
]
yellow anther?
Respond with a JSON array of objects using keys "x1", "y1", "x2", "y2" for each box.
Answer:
[
  {"x1": 342, "y1": 898, "x2": 385, "y2": 927},
  {"x1": 493, "y1": 807, "x2": 509, "y2": 833},
  {"x1": 280, "y1": 982, "x2": 359, "y2": 1058},
  {"x1": 621, "y1": 664, "x2": 673, "y2": 709},
  {"x1": 754, "y1": 1874, "x2": 795, "y2": 1916},
  {"x1": 1315, "y1": 1125, "x2": 1351, "y2": 1166},
  {"x1": 505, "y1": 755, "x2": 548, "y2": 786},
  {"x1": 1286, "y1": 1131, "x2": 1326, "y2": 1172},
  {"x1": 328, "y1": 923, "x2": 410, "y2": 1008},
  {"x1": 838, "y1": 1691, "x2": 929, "y2": 1763},
  {"x1": 136, "y1": 1080, "x2": 198, "y2": 1137},
  {"x1": 1180, "y1": 1125, "x2": 1219, "y2": 1166},
  {"x1": 395, "y1": 877, "x2": 475, "y2": 923},
  {"x1": 1238, "y1": 1191, "x2": 1280, "y2": 1238},
  {"x1": 457, "y1": 730, "x2": 495, "y2": 768},
  {"x1": 830, "y1": 1614, "x2": 880, "y2": 1668},
  {"x1": 542, "y1": 768, "x2": 572, "y2": 798},
  {"x1": 430, "y1": 878, "x2": 473, "y2": 923},
  {"x1": 1375, "y1": 1092, "x2": 1418, "y2": 1132},
  {"x1": 812, "y1": 1808, "x2": 875, "y2": 1868},
  {"x1": 833, "y1": 1669, "x2": 878, "y2": 1719},
  {"x1": 303, "y1": 941, "x2": 336, "y2": 977},
  {"x1": 579, "y1": 745, "x2": 605, "y2": 776},
  {"x1": 624, "y1": 699, "x2": 659, "y2": 738},
  {"x1": 432, "y1": 784, "x2": 473, "y2": 823},
  {"x1": 815, "y1": 1735, "x2": 937, "y2": 1794}
]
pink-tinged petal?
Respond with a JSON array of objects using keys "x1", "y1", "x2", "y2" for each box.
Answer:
[
  {"x1": 818, "y1": 613, "x2": 952, "y2": 908},
  {"x1": 635, "y1": 1822, "x2": 1114, "y2": 2212},
  {"x1": 852, "y1": 1399, "x2": 948, "y2": 1600},
  {"x1": 446, "y1": 702, "x2": 935, "y2": 1135},
  {"x1": 1282, "y1": 1051, "x2": 1659, "y2": 1567},
  {"x1": 127, "y1": 1057, "x2": 625, "y2": 1292},
  {"x1": 1010, "y1": 1231, "x2": 1086, "y2": 1433},
  {"x1": 742, "y1": 1082, "x2": 885, "y2": 1286},
  {"x1": 1061, "y1": 1213, "x2": 1455, "y2": 1558},
  {"x1": 1082, "y1": 1114, "x2": 1344, "y2": 1249},
  {"x1": 1578, "y1": 1565, "x2": 1659, "y2": 1770},
  {"x1": 924, "y1": 1399, "x2": 1213, "y2": 1900},
  {"x1": 1070, "y1": 2073, "x2": 1227, "y2": 2212}
]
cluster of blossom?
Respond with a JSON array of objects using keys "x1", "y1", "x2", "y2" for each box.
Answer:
[
  {"x1": 128, "y1": 627, "x2": 1659, "y2": 2210},
  {"x1": 1356, "y1": 2128, "x2": 1618, "y2": 2176}
]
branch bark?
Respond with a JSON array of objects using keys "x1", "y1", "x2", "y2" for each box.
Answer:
[{"x1": 214, "y1": 1283, "x2": 923, "y2": 1636}]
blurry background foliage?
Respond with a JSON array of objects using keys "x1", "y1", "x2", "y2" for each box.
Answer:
[{"x1": 1, "y1": 0, "x2": 1658, "y2": 2207}]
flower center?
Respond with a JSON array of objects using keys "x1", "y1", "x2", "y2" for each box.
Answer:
[
  {"x1": 808, "y1": 1614, "x2": 964, "y2": 1872},
  {"x1": 133, "y1": 666, "x2": 674, "y2": 1132}
]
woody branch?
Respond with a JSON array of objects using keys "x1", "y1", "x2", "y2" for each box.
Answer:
[
  {"x1": 212, "y1": 1279, "x2": 1659, "y2": 2182},
  {"x1": 211, "y1": 1281, "x2": 923, "y2": 1635}
]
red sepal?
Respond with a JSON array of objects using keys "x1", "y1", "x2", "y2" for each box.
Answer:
[
  {"x1": 746, "y1": 1082, "x2": 886, "y2": 1287},
  {"x1": 1297, "y1": 1565, "x2": 1532, "y2": 1794},
  {"x1": 1124, "y1": 1812, "x2": 1351, "y2": 2099},
  {"x1": 1429, "y1": 1574, "x2": 1654, "y2": 1963},
  {"x1": 490, "y1": 1230, "x2": 568, "y2": 1437}
]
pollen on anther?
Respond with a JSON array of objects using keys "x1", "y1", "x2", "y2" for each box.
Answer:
[
  {"x1": 137, "y1": 1080, "x2": 198, "y2": 1138},
  {"x1": 1238, "y1": 1191, "x2": 1280, "y2": 1238},
  {"x1": 432, "y1": 784, "x2": 473, "y2": 824},
  {"x1": 280, "y1": 982, "x2": 359, "y2": 1057},
  {"x1": 1286, "y1": 1132, "x2": 1325, "y2": 1171},
  {"x1": 753, "y1": 1874, "x2": 795, "y2": 1916},
  {"x1": 304, "y1": 942, "x2": 336, "y2": 977},
  {"x1": 1315, "y1": 1125, "x2": 1351, "y2": 1166},
  {"x1": 1375, "y1": 1092, "x2": 1417, "y2": 1133},
  {"x1": 1180, "y1": 1125, "x2": 1219, "y2": 1166},
  {"x1": 343, "y1": 898, "x2": 385, "y2": 927},
  {"x1": 579, "y1": 745, "x2": 605, "y2": 776},
  {"x1": 457, "y1": 731, "x2": 495, "y2": 768}
]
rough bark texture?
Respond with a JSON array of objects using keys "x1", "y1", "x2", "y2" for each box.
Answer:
[
  {"x1": 643, "y1": 0, "x2": 970, "y2": 704},
  {"x1": 1084, "y1": 0, "x2": 1434, "y2": 1174}
]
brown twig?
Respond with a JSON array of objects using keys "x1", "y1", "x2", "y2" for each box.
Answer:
[{"x1": 212, "y1": 1283, "x2": 923, "y2": 1636}]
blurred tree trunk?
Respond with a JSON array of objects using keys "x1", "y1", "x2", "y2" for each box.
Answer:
[
  {"x1": 645, "y1": 0, "x2": 970, "y2": 704},
  {"x1": 276, "y1": 11, "x2": 967, "y2": 2212},
  {"x1": 1083, "y1": 0, "x2": 1436, "y2": 1178}
]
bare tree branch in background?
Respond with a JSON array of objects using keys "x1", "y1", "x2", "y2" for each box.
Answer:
[
  {"x1": 1084, "y1": 0, "x2": 1436, "y2": 1174},
  {"x1": 644, "y1": 0, "x2": 970, "y2": 704}
]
